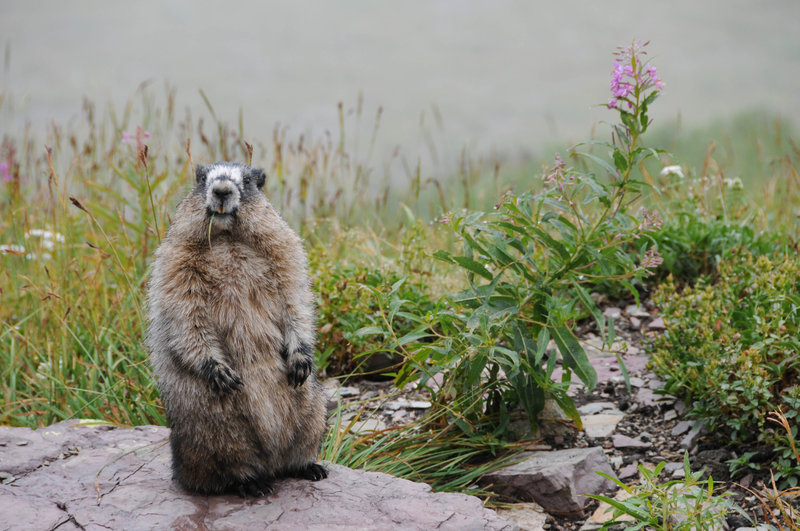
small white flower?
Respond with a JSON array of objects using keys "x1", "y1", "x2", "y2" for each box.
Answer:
[
  {"x1": 659, "y1": 165, "x2": 685, "y2": 179},
  {"x1": 0, "y1": 244, "x2": 26, "y2": 254}
]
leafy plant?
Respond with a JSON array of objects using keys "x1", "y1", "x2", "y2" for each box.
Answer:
[
  {"x1": 365, "y1": 41, "x2": 669, "y2": 433},
  {"x1": 587, "y1": 452, "x2": 747, "y2": 530},
  {"x1": 651, "y1": 252, "x2": 800, "y2": 487}
]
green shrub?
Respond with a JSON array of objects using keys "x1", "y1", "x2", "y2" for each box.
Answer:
[
  {"x1": 366, "y1": 41, "x2": 668, "y2": 434},
  {"x1": 651, "y1": 251, "x2": 800, "y2": 487},
  {"x1": 587, "y1": 452, "x2": 747, "y2": 530}
]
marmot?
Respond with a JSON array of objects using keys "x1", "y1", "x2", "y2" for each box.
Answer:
[{"x1": 147, "y1": 161, "x2": 327, "y2": 496}]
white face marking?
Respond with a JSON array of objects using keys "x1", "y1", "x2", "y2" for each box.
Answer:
[{"x1": 206, "y1": 165, "x2": 243, "y2": 186}]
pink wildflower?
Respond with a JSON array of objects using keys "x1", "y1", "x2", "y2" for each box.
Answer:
[
  {"x1": 640, "y1": 247, "x2": 664, "y2": 274},
  {"x1": 0, "y1": 162, "x2": 10, "y2": 182},
  {"x1": 608, "y1": 41, "x2": 664, "y2": 109},
  {"x1": 636, "y1": 208, "x2": 663, "y2": 236}
]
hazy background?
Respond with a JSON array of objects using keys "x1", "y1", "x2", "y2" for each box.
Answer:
[{"x1": 2, "y1": 0, "x2": 799, "y2": 161}]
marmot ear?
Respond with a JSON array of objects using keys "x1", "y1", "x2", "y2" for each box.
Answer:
[
  {"x1": 252, "y1": 168, "x2": 266, "y2": 189},
  {"x1": 195, "y1": 165, "x2": 209, "y2": 185}
]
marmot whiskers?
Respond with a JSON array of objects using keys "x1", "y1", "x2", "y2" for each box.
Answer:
[{"x1": 147, "y1": 162, "x2": 327, "y2": 496}]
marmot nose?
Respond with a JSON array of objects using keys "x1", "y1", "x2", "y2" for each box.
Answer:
[{"x1": 213, "y1": 187, "x2": 232, "y2": 200}]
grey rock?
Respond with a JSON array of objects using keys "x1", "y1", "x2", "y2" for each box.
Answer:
[
  {"x1": 671, "y1": 420, "x2": 692, "y2": 436},
  {"x1": 617, "y1": 463, "x2": 638, "y2": 480},
  {"x1": 629, "y1": 317, "x2": 641, "y2": 329},
  {"x1": 627, "y1": 377, "x2": 646, "y2": 388},
  {"x1": 647, "y1": 317, "x2": 666, "y2": 330},
  {"x1": 603, "y1": 307, "x2": 622, "y2": 320},
  {"x1": 680, "y1": 422, "x2": 707, "y2": 451},
  {"x1": 537, "y1": 399, "x2": 579, "y2": 440},
  {"x1": 496, "y1": 503, "x2": 547, "y2": 531},
  {"x1": 625, "y1": 305, "x2": 650, "y2": 318},
  {"x1": 663, "y1": 410, "x2": 678, "y2": 421},
  {"x1": 577, "y1": 402, "x2": 615, "y2": 415},
  {"x1": 635, "y1": 388, "x2": 662, "y2": 407},
  {"x1": 582, "y1": 414, "x2": 624, "y2": 439},
  {"x1": 481, "y1": 447, "x2": 617, "y2": 514},
  {"x1": 0, "y1": 421, "x2": 514, "y2": 531},
  {"x1": 612, "y1": 434, "x2": 650, "y2": 449}
]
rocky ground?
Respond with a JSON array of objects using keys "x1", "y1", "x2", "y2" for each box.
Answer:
[
  {"x1": 325, "y1": 300, "x2": 779, "y2": 530},
  {"x1": 0, "y1": 300, "x2": 787, "y2": 530}
]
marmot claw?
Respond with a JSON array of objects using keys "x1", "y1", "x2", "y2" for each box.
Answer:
[
  {"x1": 201, "y1": 359, "x2": 244, "y2": 395},
  {"x1": 287, "y1": 357, "x2": 312, "y2": 387}
]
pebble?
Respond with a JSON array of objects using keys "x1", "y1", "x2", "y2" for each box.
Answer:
[
  {"x1": 617, "y1": 463, "x2": 638, "y2": 480},
  {"x1": 627, "y1": 377, "x2": 645, "y2": 388},
  {"x1": 679, "y1": 422, "x2": 707, "y2": 450},
  {"x1": 629, "y1": 317, "x2": 641, "y2": 329},
  {"x1": 603, "y1": 307, "x2": 622, "y2": 320},
  {"x1": 647, "y1": 317, "x2": 666, "y2": 330},
  {"x1": 612, "y1": 434, "x2": 650, "y2": 449},
  {"x1": 577, "y1": 402, "x2": 615, "y2": 415},
  {"x1": 16, "y1": 440, "x2": 29, "y2": 446},
  {"x1": 625, "y1": 304, "x2": 650, "y2": 318},
  {"x1": 663, "y1": 410, "x2": 678, "y2": 421},
  {"x1": 671, "y1": 420, "x2": 692, "y2": 436}
]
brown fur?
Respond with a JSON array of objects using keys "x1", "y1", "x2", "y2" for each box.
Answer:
[{"x1": 147, "y1": 162, "x2": 327, "y2": 496}]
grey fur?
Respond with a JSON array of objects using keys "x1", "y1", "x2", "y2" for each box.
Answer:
[{"x1": 147, "y1": 162, "x2": 327, "y2": 496}]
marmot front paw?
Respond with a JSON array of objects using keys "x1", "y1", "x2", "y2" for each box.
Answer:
[
  {"x1": 287, "y1": 357, "x2": 312, "y2": 387},
  {"x1": 201, "y1": 359, "x2": 243, "y2": 395}
]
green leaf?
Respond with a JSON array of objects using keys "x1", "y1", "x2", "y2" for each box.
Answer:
[
  {"x1": 353, "y1": 326, "x2": 386, "y2": 338},
  {"x1": 451, "y1": 256, "x2": 493, "y2": 280},
  {"x1": 551, "y1": 324, "x2": 597, "y2": 390},
  {"x1": 584, "y1": 493, "x2": 654, "y2": 524},
  {"x1": 612, "y1": 150, "x2": 629, "y2": 172}
]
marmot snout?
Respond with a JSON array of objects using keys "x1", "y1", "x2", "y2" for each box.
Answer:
[{"x1": 147, "y1": 162, "x2": 327, "y2": 496}]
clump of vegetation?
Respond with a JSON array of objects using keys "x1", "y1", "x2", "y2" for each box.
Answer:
[
  {"x1": 651, "y1": 251, "x2": 800, "y2": 488},
  {"x1": 587, "y1": 452, "x2": 748, "y2": 530}
]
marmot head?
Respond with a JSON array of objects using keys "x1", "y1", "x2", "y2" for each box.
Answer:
[{"x1": 195, "y1": 162, "x2": 267, "y2": 221}]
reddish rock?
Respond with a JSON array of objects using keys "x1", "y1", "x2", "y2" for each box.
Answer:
[
  {"x1": 480, "y1": 447, "x2": 618, "y2": 514},
  {"x1": 0, "y1": 421, "x2": 514, "y2": 530}
]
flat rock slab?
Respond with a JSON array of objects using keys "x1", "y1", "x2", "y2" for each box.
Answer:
[
  {"x1": 481, "y1": 447, "x2": 618, "y2": 514},
  {"x1": 0, "y1": 421, "x2": 515, "y2": 531}
]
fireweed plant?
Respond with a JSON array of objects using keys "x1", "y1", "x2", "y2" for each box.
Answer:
[{"x1": 372, "y1": 41, "x2": 668, "y2": 433}]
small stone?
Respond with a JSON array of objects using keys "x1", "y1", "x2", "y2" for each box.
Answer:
[
  {"x1": 612, "y1": 434, "x2": 650, "y2": 449},
  {"x1": 626, "y1": 344, "x2": 640, "y2": 355},
  {"x1": 350, "y1": 418, "x2": 387, "y2": 434},
  {"x1": 603, "y1": 307, "x2": 622, "y2": 320},
  {"x1": 609, "y1": 456, "x2": 623, "y2": 468},
  {"x1": 583, "y1": 414, "x2": 625, "y2": 439},
  {"x1": 638, "y1": 432, "x2": 653, "y2": 442},
  {"x1": 15, "y1": 441, "x2": 29, "y2": 446},
  {"x1": 580, "y1": 490, "x2": 634, "y2": 530},
  {"x1": 577, "y1": 402, "x2": 615, "y2": 415},
  {"x1": 617, "y1": 463, "x2": 638, "y2": 480},
  {"x1": 635, "y1": 388, "x2": 661, "y2": 407},
  {"x1": 647, "y1": 377, "x2": 665, "y2": 390},
  {"x1": 679, "y1": 422, "x2": 707, "y2": 450},
  {"x1": 663, "y1": 462, "x2": 684, "y2": 475},
  {"x1": 674, "y1": 400, "x2": 687, "y2": 415},
  {"x1": 647, "y1": 317, "x2": 666, "y2": 330},
  {"x1": 627, "y1": 377, "x2": 645, "y2": 388},
  {"x1": 663, "y1": 410, "x2": 678, "y2": 421},
  {"x1": 496, "y1": 502, "x2": 548, "y2": 531},
  {"x1": 671, "y1": 420, "x2": 692, "y2": 436},
  {"x1": 629, "y1": 317, "x2": 641, "y2": 329},
  {"x1": 625, "y1": 305, "x2": 650, "y2": 318}
]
